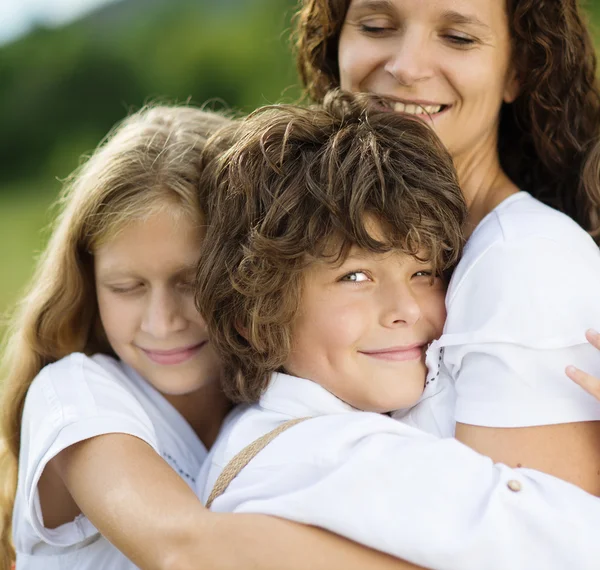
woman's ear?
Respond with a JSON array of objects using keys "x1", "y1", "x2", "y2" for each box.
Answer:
[{"x1": 503, "y1": 67, "x2": 520, "y2": 104}]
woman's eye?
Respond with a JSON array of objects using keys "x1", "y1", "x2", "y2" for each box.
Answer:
[
  {"x1": 340, "y1": 271, "x2": 371, "y2": 283},
  {"x1": 442, "y1": 33, "x2": 477, "y2": 47},
  {"x1": 358, "y1": 19, "x2": 394, "y2": 35}
]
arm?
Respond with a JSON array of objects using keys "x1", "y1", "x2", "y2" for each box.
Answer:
[
  {"x1": 54, "y1": 433, "x2": 425, "y2": 570},
  {"x1": 443, "y1": 235, "x2": 600, "y2": 493},
  {"x1": 455, "y1": 421, "x2": 600, "y2": 494},
  {"x1": 205, "y1": 414, "x2": 600, "y2": 570}
]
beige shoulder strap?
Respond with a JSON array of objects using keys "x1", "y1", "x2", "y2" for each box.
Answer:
[{"x1": 206, "y1": 416, "x2": 310, "y2": 509}]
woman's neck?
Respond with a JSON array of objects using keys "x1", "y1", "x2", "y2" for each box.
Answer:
[
  {"x1": 164, "y1": 380, "x2": 232, "y2": 450},
  {"x1": 454, "y1": 134, "x2": 520, "y2": 237}
]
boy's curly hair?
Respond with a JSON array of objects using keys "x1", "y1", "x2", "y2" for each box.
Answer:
[{"x1": 196, "y1": 90, "x2": 466, "y2": 403}]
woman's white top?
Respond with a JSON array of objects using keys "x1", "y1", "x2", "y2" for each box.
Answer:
[
  {"x1": 199, "y1": 372, "x2": 600, "y2": 570},
  {"x1": 396, "y1": 192, "x2": 600, "y2": 436},
  {"x1": 13, "y1": 352, "x2": 207, "y2": 570}
]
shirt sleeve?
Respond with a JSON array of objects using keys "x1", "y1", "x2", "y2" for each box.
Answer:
[
  {"x1": 19, "y1": 353, "x2": 159, "y2": 547},
  {"x1": 209, "y1": 413, "x2": 600, "y2": 570},
  {"x1": 440, "y1": 235, "x2": 600, "y2": 427}
]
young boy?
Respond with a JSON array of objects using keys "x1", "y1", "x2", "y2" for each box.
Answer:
[
  {"x1": 195, "y1": 87, "x2": 464, "y2": 493},
  {"x1": 193, "y1": 91, "x2": 600, "y2": 570}
]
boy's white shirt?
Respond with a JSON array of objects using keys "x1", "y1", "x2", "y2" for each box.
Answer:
[
  {"x1": 199, "y1": 372, "x2": 600, "y2": 570},
  {"x1": 14, "y1": 352, "x2": 207, "y2": 569},
  {"x1": 199, "y1": 193, "x2": 600, "y2": 570}
]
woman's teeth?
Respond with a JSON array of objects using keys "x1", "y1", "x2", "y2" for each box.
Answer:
[{"x1": 394, "y1": 102, "x2": 443, "y2": 115}]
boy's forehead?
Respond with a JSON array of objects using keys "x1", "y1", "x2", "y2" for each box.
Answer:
[{"x1": 311, "y1": 243, "x2": 432, "y2": 268}]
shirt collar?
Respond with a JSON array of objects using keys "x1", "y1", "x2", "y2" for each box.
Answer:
[{"x1": 259, "y1": 372, "x2": 358, "y2": 419}]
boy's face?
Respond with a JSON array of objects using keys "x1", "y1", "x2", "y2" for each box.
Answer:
[{"x1": 284, "y1": 231, "x2": 446, "y2": 413}]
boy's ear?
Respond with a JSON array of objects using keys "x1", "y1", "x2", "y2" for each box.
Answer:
[{"x1": 235, "y1": 320, "x2": 249, "y2": 340}]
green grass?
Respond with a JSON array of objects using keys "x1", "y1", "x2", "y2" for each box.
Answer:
[{"x1": 0, "y1": 186, "x2": 58, "y2": 337}]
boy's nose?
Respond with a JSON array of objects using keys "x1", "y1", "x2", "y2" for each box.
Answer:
[{"x1": 381, "y1": 284, "x2": 421, "y2": 327}]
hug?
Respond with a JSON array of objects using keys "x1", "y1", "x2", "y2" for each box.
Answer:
[{"x1": 2, "y1": 1, "x2": 600, "y2": 569}]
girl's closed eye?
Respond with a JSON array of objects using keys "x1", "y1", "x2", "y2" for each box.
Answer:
[
  {"x1": 107, "y1": 282, "x2": 144, "y2": 294},
  {"x1": 177, "y1": 279, "x2": 196, "y2": 293}
]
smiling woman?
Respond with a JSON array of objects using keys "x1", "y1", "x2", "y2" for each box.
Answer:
[
  {"x1": 338, "y1": 0, "x2": 519, "y2": 169},
  {"x1": 296, "y1": 0, "x2": 600, "y2": 232},
  {"x1": 293, "y1": 0, "x2": 600, "y2": 475}
]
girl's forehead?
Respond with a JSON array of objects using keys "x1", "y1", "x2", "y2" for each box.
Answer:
[{"x1": 93, "y1": 210, "x2": 202, "y2": 276}]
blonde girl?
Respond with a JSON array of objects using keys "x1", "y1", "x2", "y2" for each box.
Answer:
[
  {"x1": 0, "y1": 104, "x2": 427, "y2": 570},
  {"x1": 0, "y1": 105, "x2": 234, "y2": 569}
]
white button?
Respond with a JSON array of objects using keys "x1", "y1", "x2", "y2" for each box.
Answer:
[{"x1": 507, "y1": 479, "x2": 522, "y2": 492}]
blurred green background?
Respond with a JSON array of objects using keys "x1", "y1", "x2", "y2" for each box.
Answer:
[{"x1": 1, "y1": 0, "x2": 599, "y2": 339}]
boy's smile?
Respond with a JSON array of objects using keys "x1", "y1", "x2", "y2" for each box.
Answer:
[{"x1": 284, "y1": 229, "x2": 446, "y2": 413}]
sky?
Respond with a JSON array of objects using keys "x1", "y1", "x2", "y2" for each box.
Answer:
[{"x1": 0, "y1": 0, "x2": 118, "y2": 45}]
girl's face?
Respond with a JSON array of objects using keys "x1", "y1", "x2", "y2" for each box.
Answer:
[
  {"x1": 94, "y1": 209, "x2": 221, "y2": 397},
  {"x1": 338, "y1": 0, "x2": 519, "y2": 162}
]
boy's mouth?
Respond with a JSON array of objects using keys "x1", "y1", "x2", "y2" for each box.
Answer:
[{"x1": 359, "y1": 343, "x2": 426, "y2": 362}]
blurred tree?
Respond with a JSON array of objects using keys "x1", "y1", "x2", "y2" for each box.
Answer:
[{"x1": 0, "y1": 0, "x2": 299, "y2": 189}]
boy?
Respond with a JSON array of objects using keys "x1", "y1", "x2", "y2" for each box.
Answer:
[
  {"x1": 195, "y1": 88, "x2": 465, "y2": 497},
  {"x1": 193, "y1": 91, "x2": 600, "y2": 570}
]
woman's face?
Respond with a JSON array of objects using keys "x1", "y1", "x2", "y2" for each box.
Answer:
[
  {"x1": 94, "y1": 209, "x2": 222, "y2": 397},
  {"x1": 338, "y1": 0, "x2": 519, "y2": 162}
]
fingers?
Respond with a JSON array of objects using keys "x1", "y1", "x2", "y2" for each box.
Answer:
[
  {"x1": 586, "y1": 328, "x2": 600, "y2": 349},
  {"x1": 565, "y1": 330, "x2": 600, "y2": 401},
  {"x1": 566, "y1": 366, "x2": 600, "y2": 402}
]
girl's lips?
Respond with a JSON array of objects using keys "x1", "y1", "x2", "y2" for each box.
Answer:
[
  {"x1": 359, "y1": 344, "x2": 425, "y2": 362},
  {"x1": 141, "y1": 342, "x2": 206, "y2": 365}
]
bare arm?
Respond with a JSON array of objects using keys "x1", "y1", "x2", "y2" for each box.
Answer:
[
  {"x1": 455, "y1": 420, "x2": 600, "y2": 495},
  {"x1": 52, "y1": 433, "x2": 425, "y2": 570}
]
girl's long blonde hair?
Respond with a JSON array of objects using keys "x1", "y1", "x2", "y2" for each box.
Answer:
[{"x1": 0, "y1": 105, "x2": 232, "y2": 567}]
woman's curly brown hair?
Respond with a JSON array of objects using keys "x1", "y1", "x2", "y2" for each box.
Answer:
[
  {"x1": 196, "y1": 90, "x2": 466, "y2": 404},
  {"x1": 293, "y1": 0, "x2": 600, "y2": 237}
]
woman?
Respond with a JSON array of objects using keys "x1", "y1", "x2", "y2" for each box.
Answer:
[{"x1": 294, "y1": 0, "x2": 600, "y2": 488}]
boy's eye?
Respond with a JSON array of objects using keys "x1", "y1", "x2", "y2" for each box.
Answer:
[
  {"x1": 412, "y1": 270, "x2": 433, "y2": 278},
  {"x1": 340, "y1": 271, "x2": 371, "y2": 283}
]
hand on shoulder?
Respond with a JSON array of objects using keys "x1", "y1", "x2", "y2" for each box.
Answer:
[{"x1": 566, "y1": 329, "x2": 600, "y2": 402}]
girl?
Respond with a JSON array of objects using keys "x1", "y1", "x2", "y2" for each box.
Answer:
[
  {"x1": 0, "y1": 104, "x2": 427, "y2": 570},
  {"x1": 0, "y1": 105, "x2": 234, "y2": 569}
]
